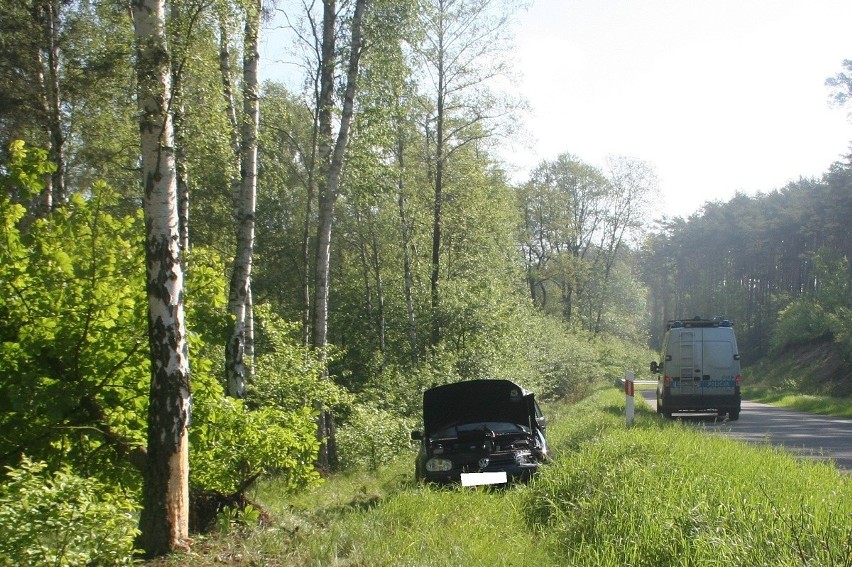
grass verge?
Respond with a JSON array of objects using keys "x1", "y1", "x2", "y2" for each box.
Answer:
[
  {"x1": 741, "y1": 349, "x2": 852, "y2": 418},
  {"x1": 147, "y1": 386, "x2": 852, "y2": 566},
  {"x1": 742, "y1": 386, "x2": 852, "y2": 418}
]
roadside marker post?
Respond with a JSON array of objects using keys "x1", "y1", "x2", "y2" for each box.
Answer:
[{"x1": 625, "y1": 371, "x2": 635, "y2": 427}]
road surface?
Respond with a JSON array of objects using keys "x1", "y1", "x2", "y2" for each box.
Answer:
[{"x1": 639, "y1": 390, "x2": 852, "y2": 472}]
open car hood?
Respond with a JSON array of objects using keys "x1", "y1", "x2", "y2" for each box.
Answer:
[{"x1": 422, "y1": 379, "x2": 538, "y2": 435}]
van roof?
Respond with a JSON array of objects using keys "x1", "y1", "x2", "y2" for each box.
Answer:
[{"x1": 666, "y1": 317, "x2": 733, "y2": 330}]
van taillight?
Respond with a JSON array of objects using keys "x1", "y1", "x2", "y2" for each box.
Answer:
[
  {"x1": 663, "y1": 375, "x2": 672, "y2": 386},
  {"x1": 735, "y1": 375, "x2": 741, "y2": 394},
  {"x1": 735, "y1": 375, "x2": 741, "y2": 384}
]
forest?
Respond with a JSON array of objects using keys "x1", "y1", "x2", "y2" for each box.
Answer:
[{"x1": 0, "y1": 0, "x2": 850, "y2": 562}]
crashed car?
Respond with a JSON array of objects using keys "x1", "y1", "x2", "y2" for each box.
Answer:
[{"x1": 410, "y1": 379, "x2": 548, "y2": 486}]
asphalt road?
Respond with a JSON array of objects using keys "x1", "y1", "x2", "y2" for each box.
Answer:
[{"x1": 639, "y1": 390, "x2": 852, "y2": 472}]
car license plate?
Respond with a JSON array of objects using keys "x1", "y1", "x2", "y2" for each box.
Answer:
[{"x1": 461, "y1": 472, "x2": 507, "y2": 486}]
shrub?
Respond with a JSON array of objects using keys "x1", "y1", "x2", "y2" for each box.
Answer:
[
  {"x1": 0, "y1": 457, "x2": 138, "y2": 565},
  {"x1": 336, "y1": 403, "x2": 416, "y2": 471},
  {"x1": 190, "y1": 397, "x2": 322, "y2": 498}
]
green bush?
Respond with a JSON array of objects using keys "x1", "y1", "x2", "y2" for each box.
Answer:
[
  {"x1": 248, "y1": 306, "x2": 353, "y2": 416},
  {"x1": 771, "y1": 300, "x2": 832, "y2": 353},
  {"x1": 0, "y1": 457, "x2": 138, "y2": 566},
  {"x1": 772, "y1": 248, "x2": 852, "y2": 359},
  {"x1": 190, "y1": 396, "x2": 322, "y2": 497},
  {"x1": 335, "y1": 403, "x2": 416, "y2": 471}
]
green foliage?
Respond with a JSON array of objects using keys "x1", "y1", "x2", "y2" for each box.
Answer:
[
  {"x1": 248, "y1": 306, "x2": 353, "y2": 415},
  {"x1": 772, "y1": 301, "x2": 832, "y2": 351},
  {"x1": 0, "y1": 184, "x2": 149, "y2": 485},
  {"x1": 357, "y1": 350, "x2": 462, "y2": 420},
  {"x1": 189, "y1": 309, "x2": 327, "y2": 497},
  {"x1": 214, "y1": 504, "x2": 262, "y2": 535},
  {"x1": 0, "y1": 456, "x2": 138, "y2": 566},
  {"x1": 0, "y1": 172, "x2": 326, "y2": 522},
  {"x1": 1, "y1": 140, "x2": 57, "y2": 199},
  {"x1": 190, "y1": 395, "x2": 322, "y2": 496},
  {"x1": 335, "y1": 402, "x2": 415, "y2": 471},
  {"x1": 772, "y1": 248, "x2": 852, "y2": 358}
]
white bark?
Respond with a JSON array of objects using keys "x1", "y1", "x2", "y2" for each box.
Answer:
[
  {"x1": 226, "y1": 0, "x2": 261, "y2": 398},
  {"x1": 132, "y1": 0, "x2": 191, "y2": 556},
  {"x1": 313, "y1": 0, "x2": 368, "y2": 470}
]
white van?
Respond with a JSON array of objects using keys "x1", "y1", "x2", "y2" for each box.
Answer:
[{"x1": 650, "y1": 318, "x2": 742, "y2": 420}]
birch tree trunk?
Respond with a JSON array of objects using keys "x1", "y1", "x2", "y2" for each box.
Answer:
[
  {"x1": 170, "y1": 3, "x2": 189, "y2": 253},
  {"x1": 131, "y1": 0, "x2": 191, "y2": 557},
  {"x1": 31, "y1": 0, "x2": 65, "y2": 212},
  {"x1": 45, "y1": 0, "x2": 66, "y2": 207},
  {"x1": 226, "y1": 0, "x2": 261, "y2": 398},
  {"x1": 313, "y1": 0, "x2": 367, "y2": 470}
]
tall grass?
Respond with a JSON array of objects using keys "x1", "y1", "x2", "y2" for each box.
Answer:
[
  {"x1": 525, "y1": 388, "x2": 852, "y2": 566},
  {"x1": 147, "y1": 387, "x2": 851, "y2": 566}
]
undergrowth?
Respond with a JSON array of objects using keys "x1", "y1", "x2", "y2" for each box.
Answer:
[{"x1": 147, "y1": 386, "x2": 852, "y2": 566}]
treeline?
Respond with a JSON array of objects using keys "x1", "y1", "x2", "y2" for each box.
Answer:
[{"x1": 641, "y1": 163, "x2": 852, "y2": 374}]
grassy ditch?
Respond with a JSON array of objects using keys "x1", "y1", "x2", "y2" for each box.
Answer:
[
  {"x1": 528, "y1": 391, "x2": 852, "y2": 566},
  {"x1": 149, "y1": 387, "x2": 852, "y2": 566}
]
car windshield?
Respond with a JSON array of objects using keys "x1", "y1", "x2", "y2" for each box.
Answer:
[{"x1": 431, "y1": 421, "x2": 529, "y2": 439}]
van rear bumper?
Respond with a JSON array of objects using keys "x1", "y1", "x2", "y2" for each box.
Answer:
[{"x1": 661, "y1": 393, "x2": 741, "y2": 412}]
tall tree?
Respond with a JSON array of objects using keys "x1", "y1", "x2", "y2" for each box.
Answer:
[
  {"x1": 521, "y1": 153, "x2": 609, "y2": 323},
  {"x1": 413, "y1": 0, "x2": 524, "y2": 346},
  {"x1": 0, "y1": 0, "x2": 68, "y2": 212},
  {"x1": 131, "y1": 0, "x2": 191, "y2": 556},
  {"x1": 311, "y1": 0, "x2": 369, "y2": 469},
  {"x1": 225, "y1": 0, "x2": 262, "y2": 398},
  {"x1": 826, "y1": 59, "x2": 852, "y2": 115},
  {"x1": 589, "y1": 155, "x2": 657, "y2": 333}
]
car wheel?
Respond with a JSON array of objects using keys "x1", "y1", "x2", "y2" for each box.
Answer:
[{"x1": 728, "y1": 410, "x2": 740, "y2": 421}]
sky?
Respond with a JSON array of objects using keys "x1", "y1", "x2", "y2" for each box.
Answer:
[{"x1": 261, "y1": 0, "x2": 852, "y2": 219}]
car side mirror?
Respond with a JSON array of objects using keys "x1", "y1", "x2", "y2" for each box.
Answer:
[{"x1": 410, "y1": 430, "x2": 423, "y2": 441}]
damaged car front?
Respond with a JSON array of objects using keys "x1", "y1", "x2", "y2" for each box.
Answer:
[{"x1": 410, "y1": 379, "x2": 548, "y2": 486}]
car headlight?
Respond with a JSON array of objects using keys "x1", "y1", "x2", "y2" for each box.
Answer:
[{"x1": 425, "y1": 458, "x2": 453, "y2": 472}]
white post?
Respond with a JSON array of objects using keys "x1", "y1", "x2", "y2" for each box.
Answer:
[{"x1": 625, "y1": 370, "x2": 635, "y2": 427}]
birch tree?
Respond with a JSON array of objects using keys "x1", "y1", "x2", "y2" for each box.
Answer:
[
  {"x1": 0, "y1": 0, "x2": 74, "y2": 212},
  {"x1": 225, "y1": 0, "x2": 262, "y2": 398},
  {"x1": 591, "y1": 155, "x2": 657, "y2": 332},
  {"x1": 131, "y1": 0, "x2": 191, "y2": 556},
  {"x1": 312, "y1": 0, "x2": 368, "y2": 470}
]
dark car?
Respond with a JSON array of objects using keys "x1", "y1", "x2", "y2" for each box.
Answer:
[{"x1": 410, "y1": 379, "x2": 548, "y2": 486}]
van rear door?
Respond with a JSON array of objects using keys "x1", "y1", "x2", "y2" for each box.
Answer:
[
  {"x1": 700, "y1": 338, "x2": 738, "y2": 394},
  {"x1": 671, "y1": 329, "x2": 700, "y2": 396}
]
